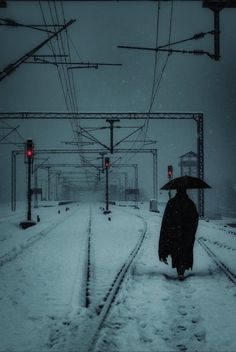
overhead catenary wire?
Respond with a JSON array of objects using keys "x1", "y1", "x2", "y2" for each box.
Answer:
[
  {"x1": 38, "y1": 0, "x2": 78, "y2": 171},
  {"x1": 146, "y1": 0, "x2": 173, "y2": 126},
  {"x1": 58, "y1": 0, "x2": 94, "y2": 181},
  {"x1": 37, "y1": 2, "x2": 164, "y2": 189},
  {"x1": 55, "y1": 1, "x2": 78, "y2": 112},
  {"x1": 49, "y1": 1, "x2": 75, "y2": 112},
  {"x1": 59, "y1": 0, "x2": 87, "y2": 162},
  {"x1": 39, "y1": 0, "x2": 78, "y2": 115},
  {"x1": 38, "y1": 2, "x2": 125, "y2": 185},
  {"x1": 56, "y1": 2, "x2": 124, "y2": 184},
  {"x1": 0, "y1": 17, "x2": 56, "y2": 34},
  {"x1": 140, "y1": 0, "x2": 162, "y2": 151},
  {"x1": 38, "y1": 1, "x2": 69, "y2": 112},
  {"x1": 46, "y1": 1, "x2": 93, "y2": 183},
  {"x1": 115, "y1": 1, "x2": 173, "y2": 170},
  {"x1": 149, "y1": 0, "x2": 161, "y2": 113}
]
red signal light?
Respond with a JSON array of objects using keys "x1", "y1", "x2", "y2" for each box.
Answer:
[
  {"x1": 168, "y1": 165, "x2": 173, "y2": 178},
  {"x1": 27, "y1": 149, "x2": 32, "y2": 157},
  {"x1": 26, "y1": 139, "x2": 34, "y2": 159},
  {"x1": 104, "y1": 157, "x2": 110, "y2": 168}
]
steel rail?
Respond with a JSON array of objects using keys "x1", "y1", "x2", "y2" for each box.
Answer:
[
  {"x1": 0, "y1": 206, "x2": 78, "y2": 268},
  {"x1": 198, "y1": 238, "x2": 236, "y2": 285},
  {"x1": 85, "y1": 206, "x2": 93, "y2": 308},
  {"x1": 48, "y1": 211, "x2": 148, "y2": 352},
  {"x1": 85, "y1": 214, "x2": 148, "y2": 352}
]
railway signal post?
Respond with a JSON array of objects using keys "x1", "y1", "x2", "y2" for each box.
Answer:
[
  {"x1": 20, "y1": 139, "x2": 36, "y2": 229},
  {"x1": 104, "y1": 157, "x2": 111, "y2": 214}
]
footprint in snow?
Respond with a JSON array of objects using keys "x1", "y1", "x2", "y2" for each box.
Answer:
[
  {"x1": 162, "y1": 296, "x2": 169, "y2": 301},
  {"x1": 194, "y1": 330, "x2": 206, "y2": 341},
  {"x1": 191, "y1": 315, "x2": 200, "y2": 324},
  {"x1": 176, "y1": 325, "x2": 187, "y2": 332},
  {"x1": 176, "y1": 343, "x2": 188, "y2": 351},
  {"x1": 178, "y1": 306, "x2": 188, "y2": 316}
]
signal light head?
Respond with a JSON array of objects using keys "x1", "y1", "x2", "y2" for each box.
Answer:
[
  {"x1": 168, "y1": 165, "x2": 173, "y2": 178},
  {"x1": 104, "y1": 157, "x2": 110, "y2": 168},
  {"x1": 26, "y1": 139, "x2": 34, "y2": 159},
  {"x1": 27, "y1": 149, "x2": 32, "y2": 157}
]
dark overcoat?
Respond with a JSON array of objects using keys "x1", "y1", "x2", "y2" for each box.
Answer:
[{"x1": 158, "y1": 192, "x2": 199, "y2": 270}]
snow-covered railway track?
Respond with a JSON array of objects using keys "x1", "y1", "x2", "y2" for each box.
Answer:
[
  {"x1": 0, "y1": 209, "x2": 77, "y2": 268},
  {"x1": 84, "y1": 214, "x2": 147, "y2": 352},
  {"x1": 52, "y1": 212, "x2": 148, "y2": 352},
  {"x1": 198, "y1": 237, "x2": 236, "y2": 285}
]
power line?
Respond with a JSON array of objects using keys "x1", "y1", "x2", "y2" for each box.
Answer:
[
  {"x1": 117, "y1": 1, "x2": 173, "y2": 167},
  {"x1": 142, "y1": 0, "x2": 173, "y2": 146},
  {"x1": 58, "y1": 0, "x2": 91, "y2": 176},
  {"x1": 53, "y1": 1, "x2": 94, "y2": 182},
  {"x1": 149, "y1": 1, "x2": 161, "y2": 113},
  {"x1": 38, "y1": 1, "x2": 69, "y2": 110}
]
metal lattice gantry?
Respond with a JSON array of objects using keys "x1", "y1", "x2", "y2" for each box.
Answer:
[
  {"x1": 34, "y1": 162, "x2": 139, "y2": 203},
  {"x1": 0, "y1": 111, "x2": 201, "y2": 120},
  {"x1": 11, "y1": 148, "x2": 156, "y2": 212},
  {"x1": 4, "y1": 111, "x2": 204, "y2": 215}
]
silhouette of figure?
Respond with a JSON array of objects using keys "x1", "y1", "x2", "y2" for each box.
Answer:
[{"x1": 158, "y1": 186, "x2": 199, "y2": 280}]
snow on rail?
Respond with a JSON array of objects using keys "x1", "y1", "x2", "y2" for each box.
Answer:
[
  {"x1": 0, "y1": 208, "x2": 78, "y2": 268},
  {"x1": 198, "y1": 238, "x2": 236, "y2": 285},
  {"x1": 55, "y1": 214, "x2": 148, "y2": 352}
]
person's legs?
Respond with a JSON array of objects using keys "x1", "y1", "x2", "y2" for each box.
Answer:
[{"x1": 177, "y1": 264, "x2": 185, "y2": 280}]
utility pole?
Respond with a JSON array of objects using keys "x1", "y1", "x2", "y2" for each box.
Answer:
[
  {"x1": 26, "y1": 140, "x2": 33, "y2": 221},
  {"x1": 104, "y1": 157, "x2": 111, "y2": 214},
  {"x1": 55, "y1": 172, "x2": 61, "y2": 200},
  {"x1": 45, "y1": 166, "x2": 51, "y2": 201},
  {"x1": 99, "y1": 151, "x2": 107, "y2": 173},
  {"x1": 202, "y1": 0, "x2": 236, "y2": 60},
  {"x1": 34, "y1": 164, "x2": 38, "y2": 208}
]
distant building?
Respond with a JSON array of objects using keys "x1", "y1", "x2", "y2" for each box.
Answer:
[
  {"x1": 179, "y1": 151, "x2": 198, "y2": 206},
  {"x1": 179, "y1": 151, "x2": 197, "y2": 177}
]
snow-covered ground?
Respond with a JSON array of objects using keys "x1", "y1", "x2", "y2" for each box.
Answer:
[{"x1": 0, "y1": 201, "x2": 236, "y2": 352}]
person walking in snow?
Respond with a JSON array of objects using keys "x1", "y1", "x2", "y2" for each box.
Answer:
[{"x1": 158, "y1": 186, "x2": 199, "y2": 280}]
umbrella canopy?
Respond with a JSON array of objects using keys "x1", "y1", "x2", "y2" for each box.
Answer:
[{"x1": 160, "y1": 176, "x2": 211, "y2": 190}]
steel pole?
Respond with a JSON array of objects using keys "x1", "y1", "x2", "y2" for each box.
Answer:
[
  {"x1": 196, "y1": 114, "x2": 204, "y2": 217},
  {"x1": 47, "y1": 167, "x2": 50, "y2": 201},
  {"x1": 34, "y1": 165, "x2": 38, "y2": 208},
  {"x1": 105, "y1": 167, "x2": 109, "y2": 211},
  {"x1": 27, "y1": 159, "x2": 32, "y2": 221},
  {"x1": 135, "y1": 164, "x2": 138, "y2": 202},
  {"x1": 11, "y1": 151, "x2": 16, "y2": 211},
  {"x1": 213, "y1": 9, "x2": 220, "y2": 61},
  {"x1": 153, "y1": 149, "x2": 158, "y2": 200}
]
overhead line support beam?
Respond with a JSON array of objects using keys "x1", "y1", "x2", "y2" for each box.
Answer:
[
  {"x1": 0, "y1": 112, "x2": 200, "y2": 120},
  {"x1": 7, "y1": 111, "x2": 204, "y2": 216},
  {"x1": 0, "y1": 19, "x2": 75, "y2": 82}
]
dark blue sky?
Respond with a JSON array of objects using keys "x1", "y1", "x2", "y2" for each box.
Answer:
[{"x1": 0, "y1": 1, "x2": 236, "y2": 213}]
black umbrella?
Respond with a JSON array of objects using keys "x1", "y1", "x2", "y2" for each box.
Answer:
[{"x1": 160, "y1": 175, "x2": 211, "y2": 190}]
